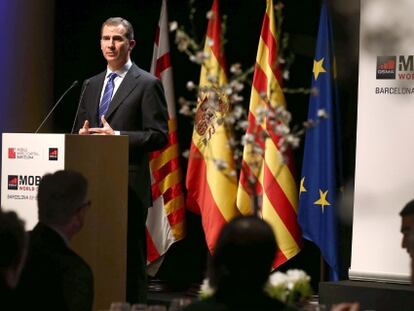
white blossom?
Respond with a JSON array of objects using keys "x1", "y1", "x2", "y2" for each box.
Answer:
[
  {"x1": 182, "y1": 150, "x2": 190, "y2": 158},
  {"x1": 232, "y1": 106, "x2": 243, "y2": 119},
  {"x1": 317, "y1": 109, "x2": 329, "y2": 118},
  {"x1": 169, "y1": 21, "x2": 178, "y2": 32},
  {"x1": 213, "y1": 159, "x2": 228, "y2": 171},
  {"x1": 241, "y1": 133, "x2": 255, "y2": 145},
  {"x1": 282, "y1": 69, "x2": 290, "y2": 80},
  {"x1": 186, "y1": 81, "x2": 196, "y2": 91},
  {"x1": 230, "y1": 63, "x2": 242, "y2": 75},
  {"x1": 206, "y1": 10, "x2": 214, "y2": 19}
]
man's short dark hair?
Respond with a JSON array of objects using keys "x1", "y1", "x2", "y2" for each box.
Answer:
[
  {"x1": 209, "y1": 215, "x2": 277, "y2": 290},
  {"x1": 400, "y1": 199, "x2": 414, "y2": 217},
  {"x1": 37, "y1": 170, "x2": 88, "y2": 226},
  {"x1": 102, "y1": 17, "x2": 134, "y2": 41},
  {"x1": 0, "y1": 209, "x2": 26, "y2": 271}
]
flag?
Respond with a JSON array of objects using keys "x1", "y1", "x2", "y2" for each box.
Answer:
[
  {"x1": 236, "y1": 0, "x2": 302, "y2": 268},
  {"x1": 147, "y1": 0, "x2": 186, "y2": 269},
  {"x1": 185, "y1": 0, "x2": 240, "y2": 253},
  {"x1": 298, "y1": 2, "x2": 341, "y2": 281}
]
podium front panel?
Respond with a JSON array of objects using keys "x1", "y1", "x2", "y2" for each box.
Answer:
[{"x1": 1, "y1": 133, "x2": 65, "y2": 229}]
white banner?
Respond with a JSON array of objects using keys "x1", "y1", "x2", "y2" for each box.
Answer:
[
  {"x1": 1, "y1": 133, "x2": 65, "y2": 230},
  {"x1": 351, "y1": 0, "x2": 414, "y2": 283}
]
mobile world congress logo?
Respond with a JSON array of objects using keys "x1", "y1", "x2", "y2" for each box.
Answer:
[
  {"x1": 8, "y1": 175, "x2": 18, "y2": 190},
  {"x1": 8, "y1": 148, "x2": 16, "y2": 159},
  {"x1": 49, "y1": 148, "x2": 58, "y2": 161},
  {"x1": 376, "y1": 56, "x2": 396, "y2": 79},
  {"x1": 7, "y1": 147, "x2": 39, "y2": 160},
  {"x1": 377, "y1": 55, "x2": 414, "y2": 80},
  {"x1": 7, "y1": 175, "x2": 41, "y2": 191}
]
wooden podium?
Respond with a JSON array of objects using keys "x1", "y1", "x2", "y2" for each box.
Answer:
[{"x1": 1, "y1": 133, "x2": 129, "y2": 310}]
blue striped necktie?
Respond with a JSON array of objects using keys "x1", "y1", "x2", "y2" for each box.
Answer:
[{"x1": 98, "y1": 72, "x2": 117, "y2": 124}]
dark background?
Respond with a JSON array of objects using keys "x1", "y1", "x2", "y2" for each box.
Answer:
[{"x1": 52, "y1": 0, "x2": 359, "y2": 292}]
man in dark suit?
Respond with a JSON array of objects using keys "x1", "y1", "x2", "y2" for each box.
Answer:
[
  {"x1": 16, "y1": 170, "x2": 93, "y2": 311},
  {"x1": 0, "y1": 210, "x2": 28, "y2": 310},
  {"x1": 75, "y1": 17, "x2": 168, "y2": 303},
  {"x1": 183, "y1": 216, "x2": 294, "y2": 311}
]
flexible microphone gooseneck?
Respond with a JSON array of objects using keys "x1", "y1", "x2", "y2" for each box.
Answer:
[
  {"x1": 35, "y1": 80, "x2": 79, "y2": 133},
  {"x1": 71, "y1": 79, "x2": 90, "y2": 134}
]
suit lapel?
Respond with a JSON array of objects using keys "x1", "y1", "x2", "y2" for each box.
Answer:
[{"x1": 105, "y1": 64, "x2": 141, "y2": 120}]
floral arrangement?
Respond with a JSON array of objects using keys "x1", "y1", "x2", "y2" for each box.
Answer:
[
  {"x1": 200, "y1": 269, "x2": 312, "y2": 306},
  {"x1": 265, "y1": 269, "x2": 313, "y2": 305}
]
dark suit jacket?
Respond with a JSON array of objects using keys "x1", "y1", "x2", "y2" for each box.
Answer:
[
  {"x1": 75, "y1": 63, "x2": 168, "y2": 208},
  {"x1": 16, "y1": 223, "x2": 94, "y2": 311}
]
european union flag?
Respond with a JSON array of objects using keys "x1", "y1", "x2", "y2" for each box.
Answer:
[{"x1": 298, "y1": 2, "x2": 341, "y2": 281}]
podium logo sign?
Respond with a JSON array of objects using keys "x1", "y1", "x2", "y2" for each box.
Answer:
[
  {"x1": 7, "y1": 175, "x2": 41, "y2": 191},
  {"x1": 8, "y1": 175, "x2": 18, "y2": 190},
  {"x1": 7, "y1": 147, "x2": 39, "y2": 160},
  {"x1": 8, "y1": 148, "x2": 16, "y2": 159},
  {"x1": 377, "y1": 56, "x2": 396, "y2": 79},
  {"x1": 49, "y1": 148, "x2": 58, "y2": 161}
]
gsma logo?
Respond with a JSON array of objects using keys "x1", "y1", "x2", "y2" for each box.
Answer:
[
  {"x1": 376, "y1": 56, "x2": 396, "y2": 79},
  {"x1": 8, "y1": 175, "x2": 18, "y2": 190},
  {"x1": 8, "y1": 148, "x2": 16, "y2": 159},
  {"x1": 49, "y1": 148, "x2": 58, "y2": 161}
]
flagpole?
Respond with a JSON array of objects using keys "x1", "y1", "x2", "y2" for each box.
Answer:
[{"x1": 320, "y1": 254, "x2": 326, "y2": 282}]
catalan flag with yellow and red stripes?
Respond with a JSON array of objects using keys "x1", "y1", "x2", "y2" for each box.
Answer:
[
  {"x1": 236, "y1": 0, "x2": 302, "y2": 268},
  {"x1": 186, "y1": 0, "x2": 240, "y2": 253},
  {"x1": 147, "y1": 0, "x2": 186, "y2": 269}
]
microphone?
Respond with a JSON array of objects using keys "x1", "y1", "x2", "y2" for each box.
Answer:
[
  {"x1": 71, "y1": 79, "x2": 90, "y2": 134},
  {"x1": 35, "y1": 80, "x2": 79, "y2": 133}
]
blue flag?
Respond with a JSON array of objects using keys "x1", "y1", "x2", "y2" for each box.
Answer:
[{"x1": 298, "y1": 2, "x2": 341, "y2": 281}]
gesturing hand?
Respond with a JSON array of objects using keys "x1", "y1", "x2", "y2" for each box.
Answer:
[
  {"x1": 79, "y1": 120, "x2": 90, "y2": 135},
  {"x1": 88, "y1": 116, "x2": 115, "y2": 135}
]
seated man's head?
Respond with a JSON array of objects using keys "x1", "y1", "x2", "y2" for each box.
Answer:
[
  {"x1": 0, "y1": 210, "x2": 27, "y2": 289},
  {"x1": 209, "y1": 216, "x2": 276, "y2": 294},
  {"x1": 408, "y1": 226, "x2": 414, "y2": 284},
  {"x1": 400, "y1": 200, "x2": 414, "y2": 253},
  {"x1": 37, "y1": 170, "x2": 89, "y2": 240}
]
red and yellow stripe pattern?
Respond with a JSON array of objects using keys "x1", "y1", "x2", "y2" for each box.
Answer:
[
  {"x1": 237, "y1": 0, "x2": 302, "y2": 268},
  {"x1": 186, "y1": 0, "x2": 240, "y2": 253},
  {"x1": 147, "y1": 0, "x2": 186, "y2": 265}
]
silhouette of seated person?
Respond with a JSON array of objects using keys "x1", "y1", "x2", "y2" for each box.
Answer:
[
  {"x1": 0, "y1": 210, "x2": 28, "y2": 309},
  {"x1": 400, "y1": 199, "x2": 414, "y2": 254},
  {"x1": 183, "y1": 215, "x2": 295, "y2": 311},
  {"x1": 16, "y1": 170, "x2": 93, "y2": 311},
  {"x1": 406, "y1": 225, "x2": 414, "y2": 285}
]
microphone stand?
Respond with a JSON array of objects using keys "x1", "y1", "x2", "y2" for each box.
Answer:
[{"x1": 35, "y1": 80, "x2": 79, "y2": 133}]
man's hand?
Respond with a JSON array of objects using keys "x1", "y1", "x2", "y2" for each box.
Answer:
[
  {"x1": 88, "y1": 116, "x2": 115, "y2": 135},
  {"x1": 79, "y1": 120, "x2": 90, "y2": 135}
]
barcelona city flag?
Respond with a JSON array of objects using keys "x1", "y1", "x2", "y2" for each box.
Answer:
[
  {"x1": 147, "y1": 0, "x2": 186, "y2": 270},
  {"x1": 186, "y1": 0, "x2": 240, "y2": 253},
  {"x1": 237, "y1": 0, "x2": 302, "y2": 268},
  {"x1": 298, "y1": 2, "x2": 342, "y2": 281}
]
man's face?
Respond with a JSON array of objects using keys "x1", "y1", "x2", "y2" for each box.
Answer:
[
  {"x1": 401, "y1": 214, "x2": 414, "y2": 252},
  {"x1": 100, "y1": 24, "x2": 135, "y2": 70}
]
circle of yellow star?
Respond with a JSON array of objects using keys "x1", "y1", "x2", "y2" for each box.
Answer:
[
  {"x1": 313, "y1": 58, "x2": 326, "y2": 80},
  {"x1": 313, "y1": 189, "x2": 331, "y2": 213},
  {"x1": 300, "y1": 177, "x2": 307, "y2": 195}
]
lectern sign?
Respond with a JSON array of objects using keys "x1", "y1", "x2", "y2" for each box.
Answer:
[{"x1": 1, "y1": 133, "x2": 65, "y2": 229}]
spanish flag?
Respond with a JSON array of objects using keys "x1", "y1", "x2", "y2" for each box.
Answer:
[
  {"x1": 236, "y1": 0, "x2": 302, "y2": 268},
  {"x1": 186, "y1": 0, "x2": 240, "y2": 253}
]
